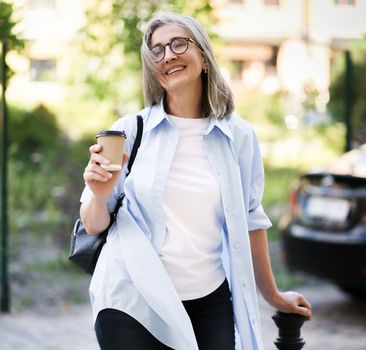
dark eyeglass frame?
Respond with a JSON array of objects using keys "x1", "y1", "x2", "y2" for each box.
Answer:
[{"x1": 150, "y1": 37, "x2": 200, "y2": 63}]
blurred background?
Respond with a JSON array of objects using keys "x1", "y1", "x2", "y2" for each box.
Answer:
[{"x1": 1, "y1": 0, "x2": 366, "y2": 348}]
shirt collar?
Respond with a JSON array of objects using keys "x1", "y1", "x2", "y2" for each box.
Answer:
[
  {"x1": 205, "y1": 115, "x2": 234, "y2": 141},
  {"x1": 143, "y1": 100, "x2": 169, "y2": 133},
  {"x1": 144, "y1": 99, "x2": 234, "y2": 141}
]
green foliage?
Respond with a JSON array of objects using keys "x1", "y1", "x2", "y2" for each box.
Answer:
[
  {"x1": 237, "y1": 89, "x2": 286, "y2": 126},
  {"x1": 0, "y1": 0, "x2": 24, "y2": 86},
  {"x1": 6, "y1": 104, "x2": 102, "y2": 308},
  {"x1": 302, "y1": 82, "x2": 320, "y2": 112},
  {"x1": 9, "y1": 104, "x2": 61, "y2": 160},
  {"x1": 79, "y1": 0, "x2": 214, "y2": 106},
  {"x1": 235, "y1": 89, "x2": 286, "y2": 143},
  {"x1": 7, "y1": 104, "x2": 93, "y2": 241},
  {"x1": 0, "y1": 1, "x2": 23, "y2": 47},
  {"x1": 328, "y1": 40, "x2": 366, "y2": 143},
  {"x1": 263, "y1": 166, "x2": 300, "y2": 209}
]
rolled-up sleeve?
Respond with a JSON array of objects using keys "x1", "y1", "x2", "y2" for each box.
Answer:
[
  {"x1": 248, "y1": 204, "x2": 271, "y2": 231},
  {"x1": 248, "y1": 131, "x2": 272, "y2": 231},
  {"x1": 80, "y1": 185, "x2": 118, "y2": 213}
]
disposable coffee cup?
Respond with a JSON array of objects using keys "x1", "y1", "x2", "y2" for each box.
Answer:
[{"x1": 96, "y1": 130, "x2": 127, "y2": 171}]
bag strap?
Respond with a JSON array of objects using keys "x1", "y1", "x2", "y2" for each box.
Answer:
[
  {"x1": 113, "y1": 115, "x2": 143, "y2": 213},
  {"x1": 126, "y1": 115, "x2": 143, "y2": 176}
]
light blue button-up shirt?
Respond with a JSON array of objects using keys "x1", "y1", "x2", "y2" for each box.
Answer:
[{"x1": 81, "y1": 101, "x2": 272, "y2": 350}]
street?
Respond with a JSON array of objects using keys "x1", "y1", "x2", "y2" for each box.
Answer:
[{"x1": 0, "y1": 280, "x2": 365, "y2": 350}]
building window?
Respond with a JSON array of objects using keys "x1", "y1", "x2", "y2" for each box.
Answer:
[
  {"x1": 263, "y1": 0, "x2": 280, "y2": 6},
  {"x1": 334, "y1": 0, "x2": 356, "y2": 5},
  {"x1": 29, "y1": 59, "x2": 57, "y2": 81},
  {"x1": 265, "y1": 45, "x2": 279, "y2": 73},
  {"x1": 27, "y1": 0, "x2": 57, "y2": 10}
]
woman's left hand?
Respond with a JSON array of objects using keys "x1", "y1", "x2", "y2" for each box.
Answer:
[
  {"x1": 248, "y1": 229, "x2": 312, "y2": 320},
  {"x1": 269, "y1": 291, "x2": 312, "y2": 320}
]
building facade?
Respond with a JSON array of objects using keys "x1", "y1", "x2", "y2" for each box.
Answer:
[
  {"x1": 7, "y1": 0, "x2": 366, "y2": 111},
  {"x1": 214, "y1": 0, "x2": 366, "y2": 94},
  {"x1": 7, "y1": 0, "x2": 85, "y2": 105}
]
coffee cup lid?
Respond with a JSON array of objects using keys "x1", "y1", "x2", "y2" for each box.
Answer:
[{"x1": 96, "y1": 130, "x2": 126, "y2": 138}]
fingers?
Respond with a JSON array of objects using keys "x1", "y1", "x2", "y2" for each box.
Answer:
[
  {"x1": 89, "y1": 144, "x2": 102, "y2": 153},
  {"x1": 84, "y1": 144, "x2": 110, "y2": 182},
  {"x1": 277, "y1": 291, "x2": 312, "y2": 320},
  {"x1": 84, "y1": 146, "x2": 128, "y2": 183},
  {"x1": 89, "y1": 146, "x2": 128, "y2": 168},
  {"x1": 84, "y1": 162, "x2": 112, "y2": 183},
  {"x1": 295, "y1": 304, "x2": 312, "y2": 320},
  {"x1": 89, "y1": 144, "x2": 110, "y2": 167},
  {"x1": 122, "y1": 153, "x2": 129, "y2": 166},
  {"x1": 84, "y1": 145, "x2": 128, "y2": 185},
  {"x1": 299, "y1": 297, "x2": 312, "y2": 311},
  {"x1": 293, "y1": 294, "x2": 312, "y2": 319},
  {"x1": 295, "y1": 293, "x2": 312, "y2": 319}
]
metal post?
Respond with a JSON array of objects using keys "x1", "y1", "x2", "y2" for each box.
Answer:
[
  {"x1": 0, "y1": 40, "x2": 10, "y2": 313},
  {"x1": 344, "y1": 50, "x2": 352, "y2": 152},
  {"x1": 272, "y1": 312, "x2": 306, "y2": 350}
]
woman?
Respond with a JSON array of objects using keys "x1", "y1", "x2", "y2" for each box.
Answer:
[{"x1": 80, "y1": 12, "x2": 312, "y2": 350}]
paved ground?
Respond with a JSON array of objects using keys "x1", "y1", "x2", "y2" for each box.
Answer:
[
  {"x1": 261, "y1": 282, "x2": 366, "y2": 350},
  {"x1": 0, "y1": 303, "x2": 98, "y2": 350},
  {"x1": 1, "y1": 281, "x2": 365, "y2": 350}
]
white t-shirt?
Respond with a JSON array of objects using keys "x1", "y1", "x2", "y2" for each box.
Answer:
[{"x1": 160, "y1": 115, "x2": 226, "y2": 300}]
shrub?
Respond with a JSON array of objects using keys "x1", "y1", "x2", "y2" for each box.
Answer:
[
  {"x1": 7, "y1": 104, "x2": 94, "y2": 245},
  {"x1": 9, "y1": 104, "x2": 62, "y2": 161}
]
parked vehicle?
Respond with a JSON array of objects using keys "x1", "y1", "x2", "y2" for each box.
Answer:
[{"x1": 279, "y1": 144, "x2": 366, "y2": 299}]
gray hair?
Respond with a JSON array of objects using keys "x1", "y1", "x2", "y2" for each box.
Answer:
[{"x1": 141, "y1": 12, "x2": 234, "y2": 119}]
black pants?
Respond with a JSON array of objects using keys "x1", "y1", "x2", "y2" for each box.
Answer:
[{"x1": 95, "y1": 279, "x2": 235, "y2": 350}]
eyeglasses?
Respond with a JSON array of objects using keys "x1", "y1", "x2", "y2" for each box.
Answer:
[{"x1": 150, "y1": 37, "x2": 199, "y2": 63}]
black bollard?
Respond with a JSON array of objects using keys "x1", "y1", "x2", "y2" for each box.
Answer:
[{"x1": 272, "y1": 312, "x2": 306, "y2": 350}]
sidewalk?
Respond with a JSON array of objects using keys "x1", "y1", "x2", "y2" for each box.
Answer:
[
  {"x1": 0, "y1": 301, "x2": 276, "y2": 350},
  {"x1": 0, "y1": 304, "x2": 99, "y2": 350},
  {"x1": 1, "y1": 283, "x2": 365, "y2": 350}
]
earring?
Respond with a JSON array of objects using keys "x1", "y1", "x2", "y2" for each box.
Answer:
[{"x1": 203, "y1": 66, "x2": 208, "y2": 74}]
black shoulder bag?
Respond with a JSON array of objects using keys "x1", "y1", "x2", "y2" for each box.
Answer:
[{"x1": 68, "y1": 115, "x2": 143, "y2": 275}]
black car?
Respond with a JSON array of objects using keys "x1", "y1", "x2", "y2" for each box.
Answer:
[{"x1": 279, "y1": 144, "x2": 366, "y2": 298}]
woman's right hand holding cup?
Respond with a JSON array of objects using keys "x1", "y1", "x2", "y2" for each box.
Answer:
[{"x1": 83, "y1": 144, "x2": 128, "y2": 201}]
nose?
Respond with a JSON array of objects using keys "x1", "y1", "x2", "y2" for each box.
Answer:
[{"x1": 164, "y1": 45, "x2": 177, "y2": 62}]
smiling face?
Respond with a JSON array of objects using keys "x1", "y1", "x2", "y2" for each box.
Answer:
[{"x1": 150, "y1": 24, "x2": 206, "y2": 96}]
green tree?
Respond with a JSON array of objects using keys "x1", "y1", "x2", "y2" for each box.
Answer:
[
  {"x1": 0, "y1": 0, "x2": 24, "y2": 86},
  {"x1": 78, "y1": 0, "x2": 214, "y2": 108},
  {"x1": 328, "y1": 40, "x2": 366, "y2": 144},
  {"x1": 1, "y1": 0, "x2": 24, "y2": 312}
]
